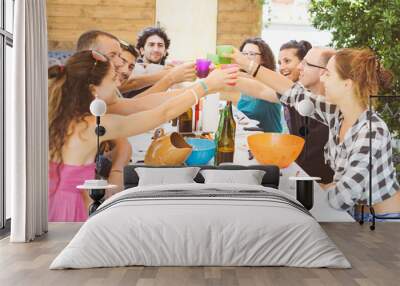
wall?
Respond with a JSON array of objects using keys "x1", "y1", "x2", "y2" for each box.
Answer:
[
  {"x1": 46, "y1": 0, "x2": 156, "y2": 50},
  {"x1": 217, "y1": 0, "x2": 263, "y2": 48},
  {"x1": 156, "y1": 0, "x2": 217, "y2": 61},
  {"x1": 47, "y1": 0, "x2": 263, "y2": 51}
]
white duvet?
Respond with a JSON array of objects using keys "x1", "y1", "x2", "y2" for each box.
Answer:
[{"x1": 50, "y1": 183, "x2": 351, "y2": 269}]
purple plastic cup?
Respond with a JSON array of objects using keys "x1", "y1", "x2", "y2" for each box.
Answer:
[{"x1": 196, "y1": 59, "x2": 212, "y2": 78}]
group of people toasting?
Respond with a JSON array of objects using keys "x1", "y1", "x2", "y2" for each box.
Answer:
[{"x1": 48, "y1": 26, "x2": 400, "y2": 222}]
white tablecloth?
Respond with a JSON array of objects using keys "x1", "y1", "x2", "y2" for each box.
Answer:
[{"x1": 128, "y1": 119, "x2": 354, "y2": 222}]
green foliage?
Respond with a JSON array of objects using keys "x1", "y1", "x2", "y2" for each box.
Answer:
[
  {"x1": 309, "y1": 0, "x2": 400, "y2": 85},
  {"x1": 309, "y1": 0, "x2": 400, "y2": 178}
]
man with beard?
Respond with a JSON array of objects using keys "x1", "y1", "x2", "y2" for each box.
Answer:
[{"x1": 123, "y1": 27, "x2": 175, "y2": 98}]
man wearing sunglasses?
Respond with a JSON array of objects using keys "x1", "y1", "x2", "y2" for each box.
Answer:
[
  {"x1": 77, "y1": 30, "x2": 196, "y2": 101},
  {"x1": 119, "y1": 40, "x2": 139, "y2": 87},
  {"x1": 75, "y1": 30, "x2": 196, "y2": 194}
]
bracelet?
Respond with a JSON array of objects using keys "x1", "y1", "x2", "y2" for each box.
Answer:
[
  {"x1": 189, "y1": 89, "x2": 199, "y2": 105},
  {"x1": 198, "y1": 80, "x2": 209, "y2": 94},
  {"x1": 110, "y1": 169, "x2": 123, "y2": 173},
  {"x1": 252, "y1": 64, "x2": 261, "y2": 77},
  {"x1": 248, "y1": 60, "x2": 255, "y2": 74}
]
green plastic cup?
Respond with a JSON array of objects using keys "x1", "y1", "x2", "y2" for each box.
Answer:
[
  {"x1": 216, "y1": 45, "x2": 233, "y2": 64},
  {"x1": 207, "y1": 53, "x2": 220, "y2": 65}
]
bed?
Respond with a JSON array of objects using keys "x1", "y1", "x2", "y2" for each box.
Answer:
[{"x1": 50, "y1": 165, "x2": 350, "y2": 269}]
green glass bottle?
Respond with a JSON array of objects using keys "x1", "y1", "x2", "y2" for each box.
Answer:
[
  {"x1": 214, "y1": 108, "x2": 224, "y2": 160},
  {"x1": 215, "y1": 101, "x2": 236, "y2": 165}
]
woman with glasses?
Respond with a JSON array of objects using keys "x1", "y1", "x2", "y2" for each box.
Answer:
[
  {"x1": 48, "y1": 50, "x2": 238, "y2": 222},
  {"x1": 226, "y1": 47, "x2": 400, "y2": 216},
  {"x1": 236, "y1": 38, "x2": 283, "y2": 132}
]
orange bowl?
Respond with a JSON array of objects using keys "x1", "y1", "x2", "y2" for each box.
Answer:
[{"x1": 247, "y1": 133, "x2": 305, "y2": 168}]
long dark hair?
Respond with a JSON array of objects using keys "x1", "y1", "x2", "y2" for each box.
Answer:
[
  {"x1": 279, "y1": 40, "x2": 312, "y2": 61},
  {"x1": 48, "y1": 50, "x2": 111, "y2": 164},
  {"x1": 239, "y1": 37, "x2": 276, "y2": 71}
]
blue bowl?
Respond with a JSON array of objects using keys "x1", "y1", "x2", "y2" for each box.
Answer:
[{"x1": 185, "y1": 138, "x2": 216, "y2": 166}]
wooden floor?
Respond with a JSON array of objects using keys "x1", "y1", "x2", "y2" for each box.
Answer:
[{"x1": 0, "y1": 223, "x2": 399, "y2": 286}]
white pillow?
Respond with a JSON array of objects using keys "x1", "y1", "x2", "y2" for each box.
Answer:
[
  {"x1": 135, "y1": 167, "x2": 200, "y2": 186},
  {"x1": 200, "y1": 169, "x2": 266, "y2": 185}
]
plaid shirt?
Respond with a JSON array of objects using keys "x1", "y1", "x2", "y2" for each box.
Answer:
[{"x1": 279, "y1": 83, "x2": 400, "y2": 210}]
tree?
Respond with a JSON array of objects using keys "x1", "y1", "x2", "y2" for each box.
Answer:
[{"x1": 309, "y1": 0, "x2": 400, "y2": 178}]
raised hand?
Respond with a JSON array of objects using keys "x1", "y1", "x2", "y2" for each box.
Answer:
[
  {"x1": 167, "y1": 62, "x2": 197, "y2": 84},
  {"x1": 204, "y1": 66, "x2": 239, "y2": 92},
  {"x1": 223, "y1": 47, "x2": 252, "y2": 72}
]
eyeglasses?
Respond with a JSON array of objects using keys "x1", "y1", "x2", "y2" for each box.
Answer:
[
  {"x1": 88, "y1": 50, "x2": 108, "y2": 85},
  {"x1": 242, "y1": 52, "x2": 261, "y2": 57},
  {"x1": 303, "y1": 60, "x2": 326, "y2": 70},
  {"x1": 120, "y1": 40, "x2": 140, "y2": 59}
]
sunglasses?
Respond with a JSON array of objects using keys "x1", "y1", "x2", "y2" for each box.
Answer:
[
  {"x1": 120, "y1": 40, "x2": 139, "y2": 59},
  {"x1": 119, "y1": 39, "x2": 130, "y2": 49},
  {"x1": 88, "y1": 50, "x2": 108, "y2": 85},
  {"x1": 120, "y1": 40, "x2": 136, "y2": 52}
]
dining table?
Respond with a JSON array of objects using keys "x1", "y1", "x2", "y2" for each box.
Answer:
[{"x1": 127, "y1": 104, "x2": 354, "y2": 222}]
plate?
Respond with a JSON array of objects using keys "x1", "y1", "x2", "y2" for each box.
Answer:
[
  {"x1": 77, "y1": 183, "x2": 118, "y2": 190},
  {"x1": 239, "y1": 118, "x2": 259, "y2": 127}
]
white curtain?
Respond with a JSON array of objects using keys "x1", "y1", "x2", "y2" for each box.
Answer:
[{"x1": 8, "y1": 0, "x2": 48, "y2": 242}]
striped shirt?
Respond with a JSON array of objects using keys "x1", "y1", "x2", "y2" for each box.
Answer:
[{"x1": 279, "y1": 83, "x2": 400, "y2": 210}]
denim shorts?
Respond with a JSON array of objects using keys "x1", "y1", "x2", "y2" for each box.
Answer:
[{"x1": 350, "y1": 210, "x2": 400, "y2": 222}]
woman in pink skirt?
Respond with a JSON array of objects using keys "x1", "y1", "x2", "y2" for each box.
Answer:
[{"x1": 48, "y1": 50, "x2": 238, "y2": 222}]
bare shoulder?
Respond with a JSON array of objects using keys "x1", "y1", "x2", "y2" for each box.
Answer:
[{"x1": 68, "y1": 116, "x2": 97, "y2": 142}]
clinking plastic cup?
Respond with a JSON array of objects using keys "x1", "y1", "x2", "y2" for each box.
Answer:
[
  {"x1": 216, "y1": 45, "x2": 233, "y2": 64},
  {"x1": 220, "y1": 64, "x2": 238, "y2": 86},
  {"x1": 207, "y1": 53, "x2": 220, "y2": 65},
  {"x1": 196, "y1": 59, "x2": 212, "y2": 79}
]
